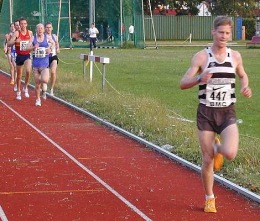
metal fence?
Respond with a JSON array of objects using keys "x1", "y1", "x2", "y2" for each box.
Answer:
[{"x1": 144, "y1": 16, "x2": 242, "y2": 40}]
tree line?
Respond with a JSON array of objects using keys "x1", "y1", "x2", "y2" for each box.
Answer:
[
  {"x1": 0, "y1": 1, "x2": 258, "y2": 19},
  {"x1": 69, "y1": 0, "x2": 259, "y2": 18}
]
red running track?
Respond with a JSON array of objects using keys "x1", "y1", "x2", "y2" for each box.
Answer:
[{"x1": 0, "y1": 72, "x2": 259, "y2": 221}]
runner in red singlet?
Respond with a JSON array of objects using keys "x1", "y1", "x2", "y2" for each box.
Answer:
[{"x1": 8, "y1": 17, "x2": 33, "y2": 100}]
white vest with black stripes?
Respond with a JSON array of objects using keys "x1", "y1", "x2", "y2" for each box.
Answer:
[{"x1": 198, "y1": 47, "x2": 236, "y2": 108}]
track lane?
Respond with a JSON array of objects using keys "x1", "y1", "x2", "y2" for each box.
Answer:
[
  {"x1": 0, "y1": 73, "x2": 260, "y2": 221},
  {"x1": 0, "y1": 98, "x2": 147, "y2": 221}
]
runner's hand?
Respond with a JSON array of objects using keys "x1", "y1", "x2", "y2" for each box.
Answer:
[
  {"x1": 241, "y1": 86, "x2": 252, "y2": 98},
  {"x1": 200, "y1": 69, "x2": 213, "y2": 84}
]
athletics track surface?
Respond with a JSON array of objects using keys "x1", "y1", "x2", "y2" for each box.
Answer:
[{"x1": 0, "y1": 72, "x2": 259, "y2": 221}]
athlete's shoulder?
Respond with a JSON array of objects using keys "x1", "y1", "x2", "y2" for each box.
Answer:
[
  {"x1": 12, "y1": 30, "x2": 19, "y2": 38},
  {"x1": 230, "y1": 48, "x2": 242, "y2": 60},
  {"x1": 194, "y1": 49, "x2": 207, "y2": 60},
  {"x1": 52, "y1": 33, "x2": 58, "y2": 40}
]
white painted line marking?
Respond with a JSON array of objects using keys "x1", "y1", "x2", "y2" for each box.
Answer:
[
  {"x1": 0, "y1": 99, "x2": 152, "y2": 221},
  {"x1": 0, "y1": 206, "x2": 8, "y2": 221}
]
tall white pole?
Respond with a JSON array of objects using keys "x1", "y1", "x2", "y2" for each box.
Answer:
[
  {"x1": 148, "y1": 0, "x2": 158, "y2": 49},
  {"x1": 93, "y1": 0, "x2": 95, "y2": 23},
  {"x1": 120, "y1": 0, "x2": 123, "y2": 47},
  {"x1": 40, "y1": 0, "x2": 45, "y2": 24},
  {"x1": 89, "y1": 0, "x2": 95, "y2": 26},
  {"x1": 89, "y1": 0, "x2": 92, "y2": 26},
  {"x1": 141, "y1": 0, "x2": 146, "y2": 47},
  {"x1": 9, "y1": 0, "x2": 13, "y2": 23},
  {"x1": 68, "y1": 0, "x2": 72, "y2": 47},
  {"x1": 57, "y1": 0, "x2": 62, "y2": 39}
]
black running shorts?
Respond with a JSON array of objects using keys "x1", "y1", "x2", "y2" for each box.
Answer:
[
  {"x1": 197, "y1": 103, "x2": 237, "y2": 134},
  {"x1": 16, "y1": 54, "x2": 31, "y2": 66},
  {"x1": 49, "y1": 55, "x2": 59, "y2": 65}
]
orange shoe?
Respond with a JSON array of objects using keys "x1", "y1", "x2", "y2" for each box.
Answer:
[
  {"x1": 204, "y1": 198, "x2": 217, "y2": 213},
  {"x1": 10, "y1": 80, "x2": 15, "y2": 85},
  {"x1": 213, "y1": 137, "x2": 223, "y2": 171}
]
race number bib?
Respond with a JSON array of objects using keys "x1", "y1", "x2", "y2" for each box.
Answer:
[
  {"x1": 51, "y1": 47, "x2": 56, "y2": 55},
  {"x1": 48, "y1": 42, "x2": 56, "y2": 55},
  {"x1": 20, "y1": 41, "x2": 29, "y2": 51},
  {"x1": 11, "y1": 52, "x2": 17, "y2": 60},
  {"x1": 206, "y1": 84, "x2": 232, "y2": 107},
  {"x1": 35, "y1": 47, "x2": 46, "y2": 58}
]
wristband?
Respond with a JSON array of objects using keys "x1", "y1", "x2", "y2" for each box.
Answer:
[{"x1": 196, "y1": 75, "x2": 201, "y2": 83}]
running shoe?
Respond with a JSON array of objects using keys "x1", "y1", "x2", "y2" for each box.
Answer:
[
  {"x1": 204, "y1": 198, "x2": 217, "y2": 213},
  {"x1": 16, "y1": 91, "x2": 21, "y2": 100},
  {"x1": 213, "y1": 137, "x2": 223, "y2": 171},
  {"x1": 23, "y1": 87, "x2": 30, "y2": 98},
  {"x1": 13, "y1": 84, "x2": 17, "y2": 92},
  {"x1": 35, "y1": 99, "x2": 41, "y2": 106},
  {"x1": 50, "y1": 89, "x2": 54, "y2": 96},
  {"x1": 10, "y1": 80, "x2": 15, "y2": 85}
]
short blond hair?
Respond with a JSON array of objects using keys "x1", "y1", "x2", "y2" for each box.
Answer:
[{"x1": 213, "y1": 16, "x2": 233, "y2": 30}]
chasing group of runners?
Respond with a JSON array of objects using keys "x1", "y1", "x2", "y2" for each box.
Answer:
[{"x1": 4, "y1": 17, "x2": 60, "y2": 106}]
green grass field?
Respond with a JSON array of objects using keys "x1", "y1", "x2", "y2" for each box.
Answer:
[{"x1": 1, "y1": 42, "x2": 259, "y2": 194}]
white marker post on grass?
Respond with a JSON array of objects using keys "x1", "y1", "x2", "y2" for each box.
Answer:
[
  {"x1": 80, "y1": 53, "x2": 110, "y2": 92},
  {"x1": 90, "y1": 50, "x2": 94, "y2": 82}
]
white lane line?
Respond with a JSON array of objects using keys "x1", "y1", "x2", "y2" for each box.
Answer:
[
  {"x1": 0, "y1": 99, "x2": 152, "y2": 221},
  {"x1": 0, "y1": 206, "x2": 8, "y2": 221}
]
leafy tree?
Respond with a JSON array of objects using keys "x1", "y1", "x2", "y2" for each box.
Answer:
[
  {"x1": 70, "y1": 0, "x2": 259, "y2": 20},
  {"x1": 69, "y1": 0, "x2": 260, "y2": 18},
  {"x1": 71, "y1": 0, "x2": 201, "y2": 17},
  {"x1": 168, "y1": 0, "x2": 201, "y2": 15},
  {"x1": 206, "y1": 0, "x2": 258, "y2": 18},
  {"x1": 143, "y1": 0, "x2": 201, "y2": 15}
]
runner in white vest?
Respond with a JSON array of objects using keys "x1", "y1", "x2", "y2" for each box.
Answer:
[{"x1": 180, "y1": 16, "x2": 252, "y2": 213}]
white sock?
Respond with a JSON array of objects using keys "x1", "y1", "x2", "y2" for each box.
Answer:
[
  {"x1": 206, "y1": 194, "x2": 215, "y2": 200},
  {"x1": 42, "y1": 83, "x2": 47, "y2": 92}
]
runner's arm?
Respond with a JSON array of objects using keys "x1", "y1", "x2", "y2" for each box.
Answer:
[
  {"x1": 180, "y1": 51, "x2": 205, "y2": 89},
  {"x1": 26, "y1": 36, "x2": 35, "y2": 51},
  {"x1": 54, "y1": 34, "x2": 60, "y2": 54},
  {"x1": 233, "y1": 50, "x2": 252, "y2": 98},
  {"x1": 7, "y1": 31, "x2": 18, "y2": 47},
  {"x1": 3, "y1": 34, "x2": 8, "y2": 53}
]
